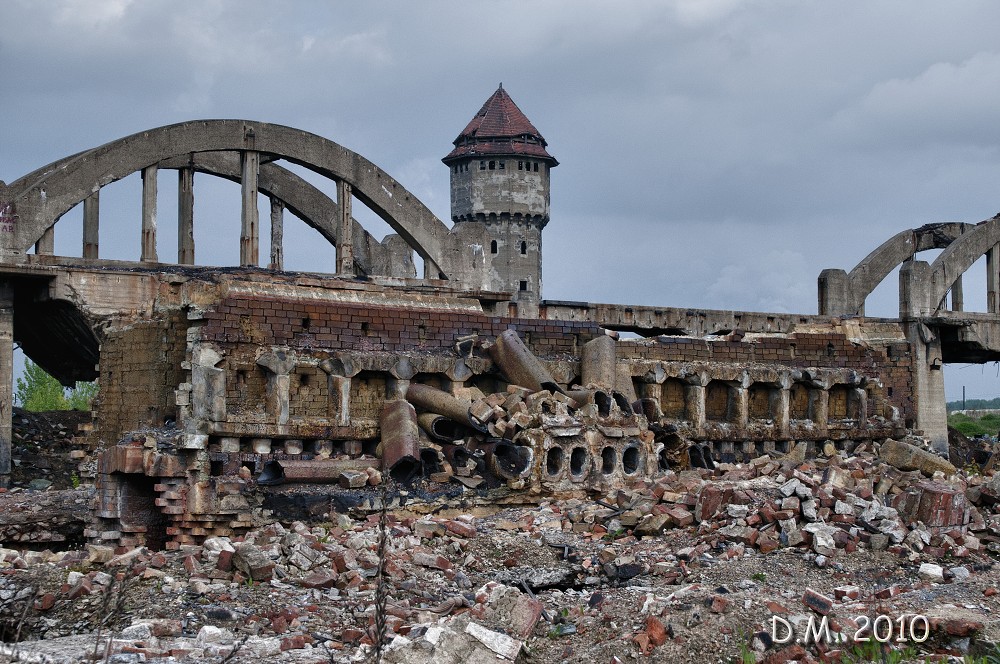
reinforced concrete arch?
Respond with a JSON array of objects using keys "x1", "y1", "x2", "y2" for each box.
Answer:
[
  {"x1": 1, "y1": 120, "x2": 452, "y2": 278},
  {"x1": 926, "y1": 216, "x2": 1000, "y2": 313},
  {"x1": 818, "y1": 222, "x2": 971, "y2": 316},
  {"x1": 156, "y1": 152, "x2": 413, "y2": 277}
]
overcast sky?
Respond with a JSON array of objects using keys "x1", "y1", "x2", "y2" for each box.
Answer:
[{"x1": 3, "y1": 0, "x2": 1000, "y2": 400}]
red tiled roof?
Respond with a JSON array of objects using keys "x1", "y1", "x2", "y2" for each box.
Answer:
[{"x1": 443, "y1": 85, "x2": 557, "y2": 165}]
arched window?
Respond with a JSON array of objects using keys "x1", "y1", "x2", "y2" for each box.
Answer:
[
  {"x1": 520, "y1": 241, "x2": 527, "y2": 255},
  {"x1": 490, "y1": 240, "x2": 498, "y2": 254}
]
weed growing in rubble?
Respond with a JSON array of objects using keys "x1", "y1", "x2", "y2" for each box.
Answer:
[
  {"x1": 839, "y1": 640, "x2": 920, "y2": 663},
  {"x1": 750, "y1": 572, "x2": 767, "y2": 583},
  {"x1": 91, "y1": 565, "x2": 138, "y2": 662}
]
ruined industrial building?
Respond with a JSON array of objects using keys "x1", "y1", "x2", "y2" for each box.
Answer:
[{"x1": 0, "y1": 87, "x2": 999, "y2": 661}]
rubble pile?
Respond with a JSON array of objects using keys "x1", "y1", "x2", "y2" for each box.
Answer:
[
  {"x1": 9, "y1": 407, "x2": 93, "y2": 490},
  {"x1": 0, "y1": 428, "x2": 999, "y2": 662}
]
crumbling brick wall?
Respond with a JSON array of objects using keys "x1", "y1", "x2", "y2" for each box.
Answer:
[{"x1": 94, "y1": 312, "x2": 187, "y2": 445}]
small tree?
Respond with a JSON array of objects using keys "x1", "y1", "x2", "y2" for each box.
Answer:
[
  {"x1": 14, "y1": 360, "x2": 99, "y2": 412},
  {"x1": 15, "y1": 360, "x2": 68, "y2": 411}
]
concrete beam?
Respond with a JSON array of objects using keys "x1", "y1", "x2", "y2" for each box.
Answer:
[{"x1": 35, "y1": 227, "x2": 54, "y2": 256}]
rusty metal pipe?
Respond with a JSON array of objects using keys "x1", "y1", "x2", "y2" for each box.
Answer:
[
  {"x1": 489, "y1": 330, "x2": 562, "y2": 394},
  {"x1": 379, "y1": 400, "x2": 422, "y2": 483},
  {"x1": 441, "y1": 442, "x2": 476, "y2": 470},
  {"x1": 406, "y1": 383, "x2": 485, "y2": 433},
  {"x1": 581, "y1": 335, "x2": 617, "y2": 389},
  {"x1": 417, "y1": 412, "x2": 471, "y2": 443}
]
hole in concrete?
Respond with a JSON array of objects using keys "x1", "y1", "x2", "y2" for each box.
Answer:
[
  {"x1": 601, "y1": 446, "x2": 616, "y2": 474},
  {"x1": 570, "y1": 447, "x2": 588, "y2": 476},
  {"x1": 546, "y1": 447, "x2": 564, "y2": 476},
  {"x1": 622, "y1": 446, "x2": 640, "y2": 474},
  {"x1": 362, "y1": 440, "x2": 379, "y2": 457},
  {"x1": 257, "y1": 461, "x2": 285, "y2": 485},
  {"x1": 209, "y1": 459, "x2": 224, "y2": 476},
  {"x1": 595, "y1": 391, "x2": 612, "y2": 417}
]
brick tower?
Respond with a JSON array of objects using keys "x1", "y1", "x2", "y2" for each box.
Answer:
[{"x1": 442, "y1": 85, "x2": 557, "y2": 317}]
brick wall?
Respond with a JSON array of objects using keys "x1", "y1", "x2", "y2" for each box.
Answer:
[
  {"x1": 95, "y1": 312, "x2": 187, "y2": 445},
  {"x1": 200, "y1": 296, "x2": 601, "y2": 357}
]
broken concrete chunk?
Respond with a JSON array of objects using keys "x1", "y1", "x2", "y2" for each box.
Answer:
[{"x1": 880, "y1": 438, "x2": 956, "y2": 477}]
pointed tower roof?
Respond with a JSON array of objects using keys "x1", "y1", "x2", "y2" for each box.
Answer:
[{"x1": 443, "y1": 85, "x2": 558, "y2": 165}]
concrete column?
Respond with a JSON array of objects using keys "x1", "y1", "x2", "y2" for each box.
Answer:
[
  {"x1": 950, "y1": 275, "x2": 964, "y2": 312},
  {"x1": 337, "y1": 180, "x2": 354, "y2": 275},
  {"x1": 732, "y1": 386, "x2": 749, "y2": 429},
  {"x1": 906, "y1": 321, "x2": 948, "y2": 453},
  {"x1": 82, "y1": 191, "x2": 99, "y2": 259},
  {"x1": 240, "y1": 150, "x2": 259, "y2": 267},
  {"x1": 329, "y1": 375, "x2": 351, "y2": 426},
  {"x1": 35, "y1": 227, "x2": 54, "y2": 255},
  {"x1": 269, "y1": 197, "x2": 284, "y2": 271},
  {"x1": 141, "y1": 165, "x2": 158, "y2": 262},
  {"x1": 899, "y1": 260, "x2": 932, "y2": 318},
  {"x1": 0, "y1": 283, "x2": 11, "y2": 488},
  {"x1": 774, "y1": 387, "x2": 790, "y2": 439},
  {"x1": 685, "y1": 384, "x2": 706, "y2": 432},
  {"x1": 177, "y1": 167, "x2": 195, "y2": 265},
  {"x1": 817, "y1": 268, "x2": 851, "y2": 316},
  {"x1": 988, "y1": 245, "x2": 1000, "y2": 313},
  {"x1": 852, "y1": 387, "x2": 868, "y2": 430},
  {"x1": 812, "y1": 389, "x2": 829, "y2": 434}
]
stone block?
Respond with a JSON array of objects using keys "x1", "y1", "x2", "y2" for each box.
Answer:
[{"x1": 880, "y1": 439, "x2": 956, "y2": 477}]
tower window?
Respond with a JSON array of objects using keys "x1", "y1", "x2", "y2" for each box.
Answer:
[
  {"x1": 464, "y1": 163, "x2": 469, "y2": 172},
  {"x1": 499, "y1": 161, "x2": 505, "y2": 170},
  {"x1": 519, "y1": 280, "x2": 528, "y2": 292},
  {"x1": 520, "y1": 241, "x2": 527, "y2": 255},
  {"x1": 518, "y1": 161, "x2": 523, "y2": 170},
  {"x1": 490, "y1": 240, "x2": 498, "y2": 254},
  {"x1": 489, "y1": 160, "x2": 496, "y2": 170},
  {"x1": 480, "y1": 161, "x2": 486, "y2": 170},
  {"x1": 533, "y1": 163, "x2": 539, "y2": 172}
]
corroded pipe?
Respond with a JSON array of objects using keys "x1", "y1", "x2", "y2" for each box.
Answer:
[
  {"x1": 489, "y1": 330, "x2": 561, "y2": 394},
  {"x1": 406, "y1": 383, "x2": 485, "y2": 433},
  {"x1": 467, "y1": 438, "x2": 533, "y2": 481},
  {"x1": 581, "y1": 335, "x2": 617, "y2": 389},
  {"x1": 416, "y1": 412, "x2": 471, "y2": 443},
  {"x1": 379, "y1": 400, "x2": 422, "y2": 483}
]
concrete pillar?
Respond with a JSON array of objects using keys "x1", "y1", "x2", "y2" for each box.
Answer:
[
  {"x1": 906, "y1": 321, "x2": 948, "y2": 453},
  {"x1": 817, "y1": 268, "x2": 851, "y2": 316},
  {"x1": 774, "y1": 387, "x2": 790, "y2": 439},
  {"x1": 0, "y1": 283, "x2": 11, "y2": 488},
  {"x1": 177, "y1": 167, "x2": 195, "y2": 265},
  {"x1": 685, "y1": 384, "x2": 706, "y2": 432},
  {"x1": 732, "y1": 386, "x2": 749, "y2": 429},
  {"x1": 269, "y1": 197, "x2": 284, "y2": 271},
  {"x1": 852, "y1": 387, "x2": 868, "y2": 430},
  {"x1": 83, "y1": 191, "x2": 99, "y2": 259},
  {"x1": 141, "y1": 165, "x2": 158, "y2": 262},
  {"x1": 329, "y1": 375, "x2": 351, "y2": 426},
  {"x1": 812, "y1": 389, "x2": 829, "y2": 434},
  {"x1": 988, "y1": 245, "x2": 1000, "y2": 314},
  {"x1": 337, "y1": 180, "x2": 354, "y2": 275},
  {"x1": 950, "y1": 275, "x2": 964, "y2": 312},
  {"x1": 35, "y1": 227, "x2": 54, "y2": 255},
  {"x1": 899, "y1": 260, "x2": 932, "y2": 318},
  {"x1": 240, "y1": 150, "x2": 259, "y2": 267}
]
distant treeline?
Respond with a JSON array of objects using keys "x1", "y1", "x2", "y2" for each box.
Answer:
[{"x1": 946, "y1": 397, "x2": 1000, "y2": 412}]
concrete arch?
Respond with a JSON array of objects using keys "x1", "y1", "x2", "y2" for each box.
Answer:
[
  {"x1": 157, "y1": 152, "x2": 412, "y2": 278},
  {"x1": 928, "y1": 216, "x2": 1000, "y2": 312},
  {"x1": 2, "y1": 120, "x2": 451, "y2": 277},
  {"x1": 818, "y1": 222, "x2": 970, "y2": 316}
]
